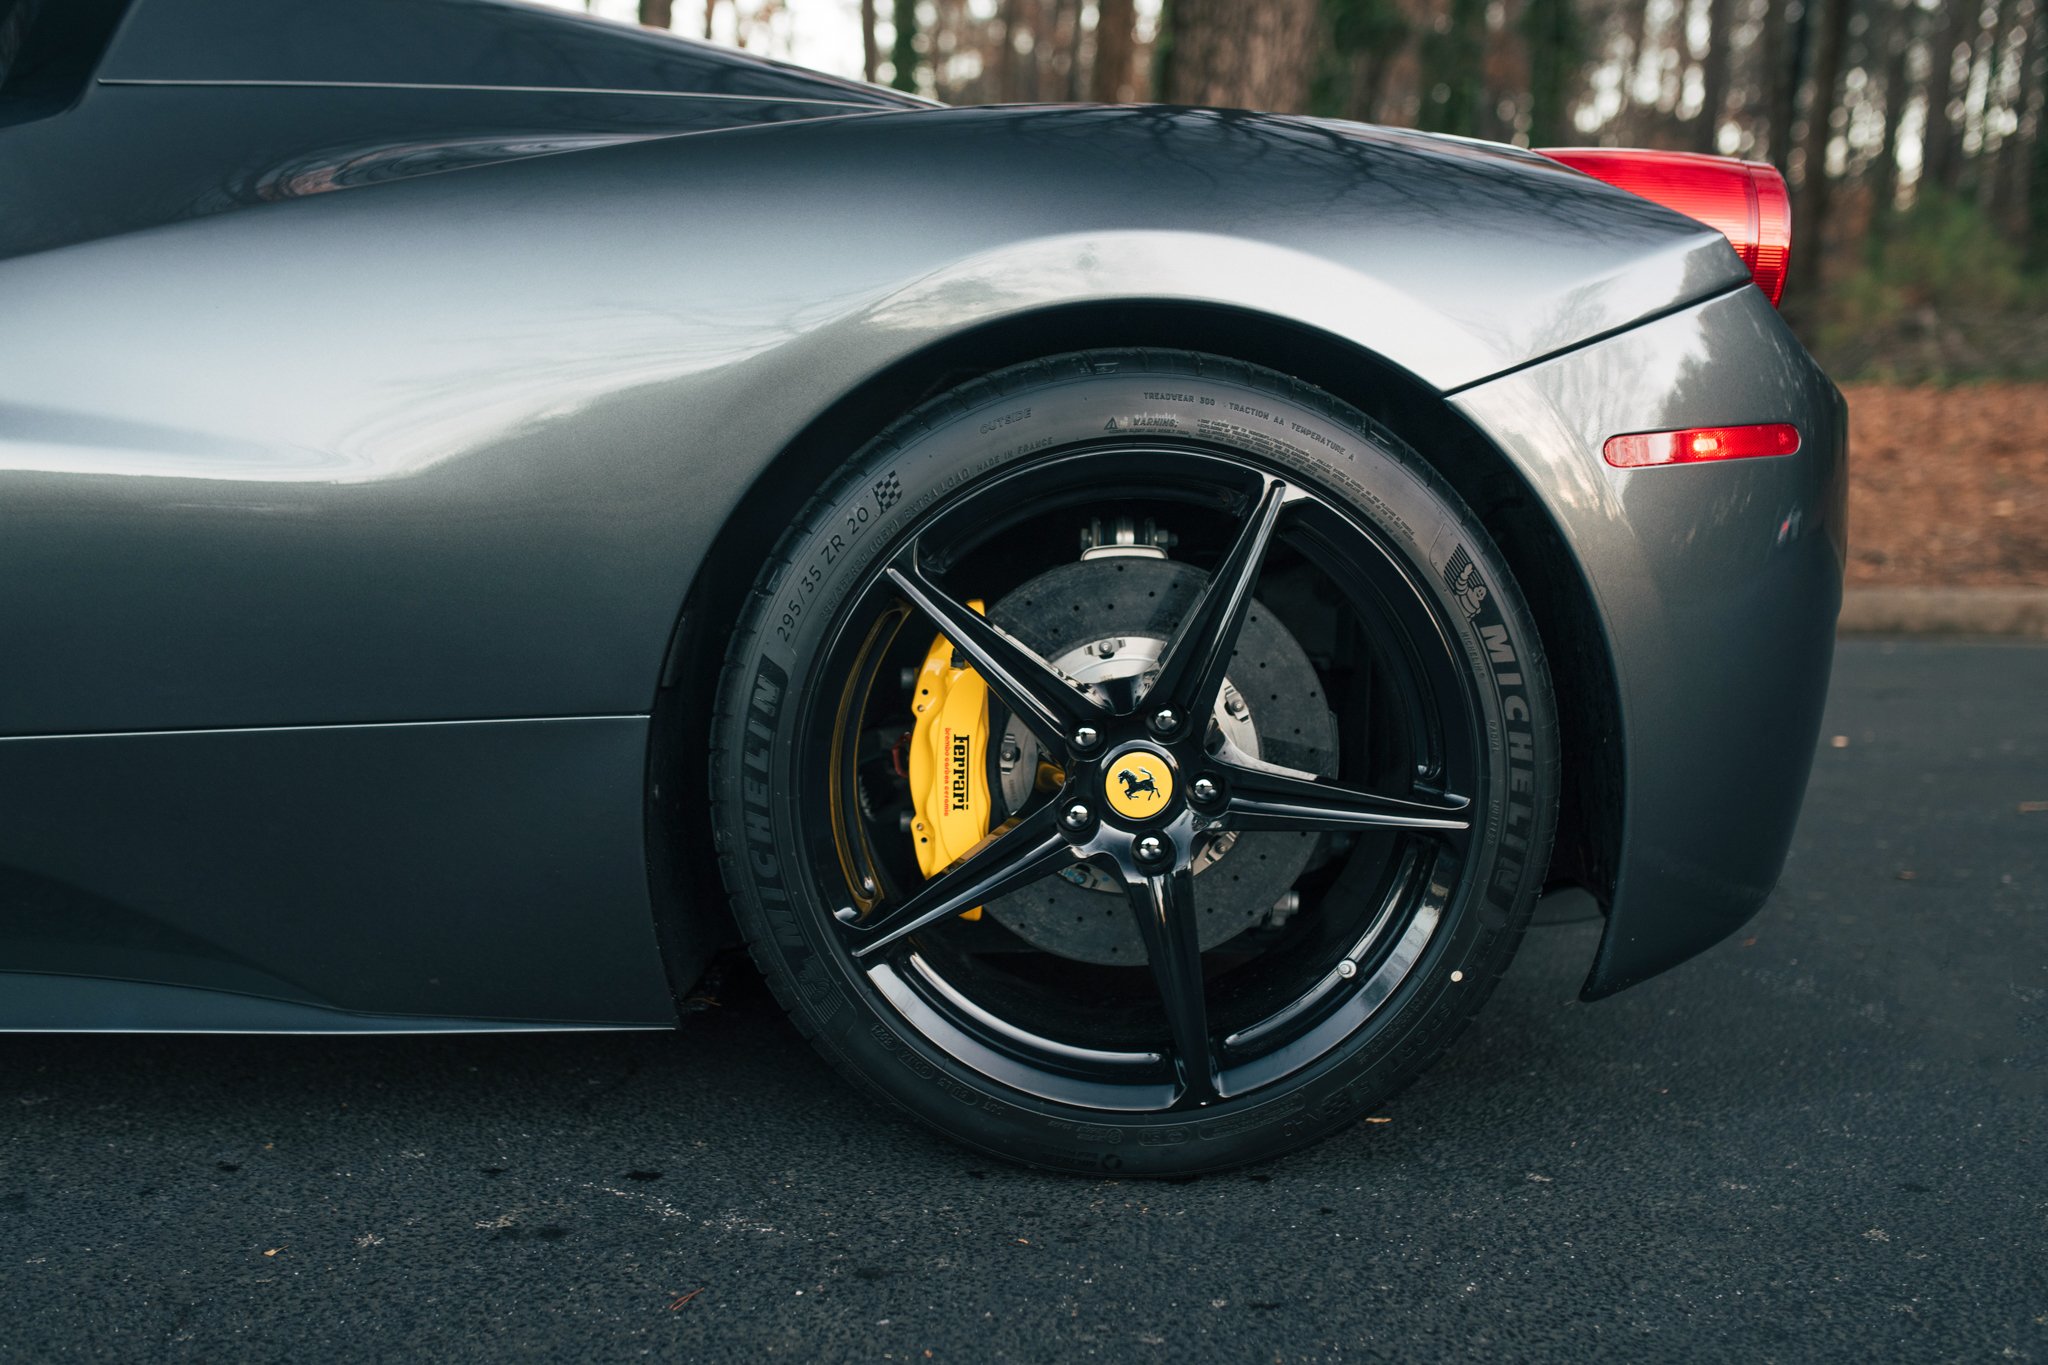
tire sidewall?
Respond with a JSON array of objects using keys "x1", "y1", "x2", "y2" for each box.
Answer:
[{"x1": 715, "y1": 354, "x2": 1555, "y2": 1175}]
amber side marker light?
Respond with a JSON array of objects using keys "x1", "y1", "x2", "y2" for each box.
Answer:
[
  {"x1": 1538, "y1": 147, "x2": 1794, "y2": 307},
  {"x1": 1604, "y1": 423, "x2": 1802, "y2": 469}
]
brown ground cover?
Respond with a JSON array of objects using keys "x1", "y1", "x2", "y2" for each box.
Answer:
[{"x1": 1845, "y1": 383, "x2": 2048, "y2": 587}]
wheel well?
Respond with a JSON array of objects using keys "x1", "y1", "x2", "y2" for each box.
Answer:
[{"x1": 647, "y1": 301, "x2": 1621, "y2": 975}]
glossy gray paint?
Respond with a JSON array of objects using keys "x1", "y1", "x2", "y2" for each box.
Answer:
[
  {"x1": 0, "y1": 84, "x2": 884, "y2": 260},
  {"x1": 98, "y1": 0, "x2": 915, "y2": 105},
  {"x1": 0, "y1": 717, "x2": 675, "y2": 1026},
  {"x1": 1454, "y1": 287, "x2": 1845, "y2": 995},
  {"x1": 0, "y1": 105, "x2": 1747, "y2": 734},
  {"x1": 0, "y1": 0, "x2": 1840, "y2": 1027}
]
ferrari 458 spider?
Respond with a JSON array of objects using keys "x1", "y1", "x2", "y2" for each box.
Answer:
[{"x1": 0, "y1": 0, "x2": 1844, "y2": 1172}]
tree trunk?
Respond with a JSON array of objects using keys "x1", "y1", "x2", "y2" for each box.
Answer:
[
  {"x1": 1693, "y1": 0, "x2": 1735, "y2": 152},
  {"x1": 1419, "y1": 0, "x2": 1489, "y2": 136},
  {"x1": 1615, "y1": 0, "x2": 1651, "y2": 141},
  {"x1": 1522, "y1": 0, "x2": 1584, "y2": 147},
  {"x1": 861, "y1": 0, "x2": 881, "y2": 83},
  {"x1": 2011, "y1": 0, "x2": 2046, "y2": 254},
  {"x1": 1782, "y1": 0, "x2": 1849, "y2": 328},
  {"x1": 2028, "y1": 84, "x2": 2048, "y2": 266},
  {"x1": 1054, "y1": 0, "x2": 1083, "y2": 102},
  {"x1": 638, "y1": 0, "x2": 672, "y2": 28},
  {"x1": 928, "y1": 0, "x2": 970, "y2": 101},
  {"x1": 1008, "y1": 0, "x2": 1043, "y2": 102},
  {"x1": 1093, "y1": 0, "x2": 1140, "y2": 102},
  {"x1": 702, "y1": 0, "x2": 717, "y2": 41},
  {"x1": 1963, "y1": 0, "x2": 2011, "y2": 202},
  {"x1": 1347, "y1": 42, "x2": 1400, "y2": 123},
  {"x1": 891, "y1": 0, "x2": 919, "y2": 93},
  {"x1": 1920, "y1": 0, "x2": 1978, "y2": 195},
  {"x1": 1867, "y1": 0, "x2": 1916, "y2": 238},
  {"x1": 1976, "y1": 0, "x2": 2021, "y2": 210},
  {"x1": 1156, "y1": 0, "x2": 1322, "y2": 112},
  {"x1": 1760, "y1": 0, "x2": 1805, "y2": 173}
]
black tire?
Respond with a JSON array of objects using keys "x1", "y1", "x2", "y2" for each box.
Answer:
[{"x1": 709, "y1": 350, "x2": 1558, "y2": 1175}]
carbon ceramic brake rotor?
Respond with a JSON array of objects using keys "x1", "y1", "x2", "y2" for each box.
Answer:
[{"x1": 982, "y1": 558, "x2": 1336, "y2": 966}]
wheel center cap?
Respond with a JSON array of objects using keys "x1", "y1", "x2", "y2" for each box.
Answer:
[{"x1": 1102, "y1": 746, "x2": 1175, "y2": 822}]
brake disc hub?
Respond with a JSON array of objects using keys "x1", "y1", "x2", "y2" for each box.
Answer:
[{"x1": 976, "y1": 557, "x2": 1335, "y2": 965}]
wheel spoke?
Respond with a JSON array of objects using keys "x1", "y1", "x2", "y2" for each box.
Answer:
[
  {"x1": 1219, "y1": 756, "x2": 1471, "y2": 835},
  {"x1": 841, "y1": 801, "x2": 1076, "y2": 958},
  {"x1": 885, "y1": 554, "x2": 1108, "y2": 751},
  {"x1": 1124, "y1": 865, "x2": 1219, "y2": 1106},
  {"x1": 1145, "y1": 477, "x2": 1287, "y2": 723}
]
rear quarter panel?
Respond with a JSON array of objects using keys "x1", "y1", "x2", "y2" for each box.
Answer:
[{"x1": 1452, "y1": 287, "x2": 1847, "y2": 995}]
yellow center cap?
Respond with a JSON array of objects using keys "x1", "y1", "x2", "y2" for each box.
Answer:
[{"x1": 1104, "y1": 749, "x2": 1174, "y2": 821}]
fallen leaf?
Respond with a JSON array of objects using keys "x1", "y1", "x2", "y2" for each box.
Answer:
[
  {"x1": 668, "y1": 1288, "x2": 705, "y2": 1312},
  {"x1": 1830, "y1": 735, "x2": 1849, "y2": 748},
  {"x1": 1366, "y1": 1116, "x2": 1392, "y2": 1124},
  {"x1": 263, "y1": 1248, "x2": 282, "y2": 1258},
  {"x1": 2020, "y1": 801, "x2": 2048, "y2": 813}
]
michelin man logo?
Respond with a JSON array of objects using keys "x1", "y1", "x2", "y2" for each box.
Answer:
[{"x1": 1442, "y1": 545, "x2": 1488, "y2": 619}]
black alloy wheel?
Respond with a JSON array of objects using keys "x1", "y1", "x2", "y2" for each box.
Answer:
[{"x1": 711, "y1": 351, "x2": 1558, "y2": 1174}]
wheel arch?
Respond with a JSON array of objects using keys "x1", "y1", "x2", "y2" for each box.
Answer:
[{"x1": 646, "y1": 301, "x2": 1623, "y2": 981}]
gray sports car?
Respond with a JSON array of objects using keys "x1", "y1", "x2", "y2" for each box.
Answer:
[{"x1": 0, "y1": 0, "x2": 1843, "y2": 1173}]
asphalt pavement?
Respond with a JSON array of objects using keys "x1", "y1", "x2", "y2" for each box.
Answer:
[{"x1": 4, "y1": 639, "x2": 2044, "y2": 1362}]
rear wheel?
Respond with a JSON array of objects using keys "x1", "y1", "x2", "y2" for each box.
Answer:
[{"x1": 710, "y1": 351, "x2": 1557, "y2": 1174}]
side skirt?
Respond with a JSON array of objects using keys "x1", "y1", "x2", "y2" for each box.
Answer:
[{"x1": 0, "y1": 716, "x2": 679, "y2": 1029}]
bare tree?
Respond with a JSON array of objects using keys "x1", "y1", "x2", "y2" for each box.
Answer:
[
  {"x1": 862, "y1": 0, "x2": 880, "y2": 83},
  {"x1": 1093, "y1": 0, "x2": 1140, "y2": 101},
  {"x1": 1420, "y1": 0, "x2": 1490, "y2": 135},
  {"x1": 1990, "y1": 0, "x2": 2043, "y2": 235},
  {"x1": 891, "y1": 0, "x2": 919, "y2": 93},
  {"x1": 1760, "y1": 0, "x2": 1807, "y2": 170},
  {"x1": 1000, "y1": 0, "x2": 1043, "y2": 101},
  {"x1": 1157, "y1": 0, "x2": 1323, "y2": 112},
  {"x1": 1782, "y1": 0, "x2": 1850, "y2": 321},
  {"x1": 1524, "y1": 0, "x2": 1587, "y2": 146},
  {"x1": 638, "y1": 0, "x2": 673, "y2": 29},
  {"x1": 1920, "y1": 0, "x2": 1981, "y2": 194},
  {"x1": 1976, "y1": 0, "x2": 2028, "y2": 210},
  {"x1": 1053, "y1": 0, "x2": 1084, "y2": 101},
  {"x1": 1694, "y1": 0, "x2": 1736, "y2": 151},
  {"x1": 1867, "y1": 0, "x2": 1918, "y2": 233},
  {"x1": 2017, "y1": 0, "x2": 2047, "y2": 256},
  {"x1": 1318, "y1": 0, "x2": 1408, "y2": 123}
]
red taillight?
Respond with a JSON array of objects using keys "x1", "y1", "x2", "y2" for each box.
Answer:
[
  {"x1": 1603, "y1": 423, "x2": 1802, "y2": 468},
  {"x1": 1538, "y1": 148, "x2": 1794, "y2": 308}
]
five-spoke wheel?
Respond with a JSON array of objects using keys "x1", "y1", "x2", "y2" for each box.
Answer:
[{"x1": 713, "y1": 352, "x2": 1555, "y2": 1171}]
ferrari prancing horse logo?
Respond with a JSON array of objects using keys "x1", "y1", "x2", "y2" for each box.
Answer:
[{"x1": 1104, "y1": 750, "x2": 1174, "y2": 820}]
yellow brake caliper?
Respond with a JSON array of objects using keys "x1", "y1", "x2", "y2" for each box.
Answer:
[{"x1": 906, "y1": 602, "x2": 992, "y2": 918}]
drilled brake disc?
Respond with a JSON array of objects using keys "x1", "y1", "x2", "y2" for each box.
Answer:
[{"x1": 981, "y1": 558, "x2": 1336, "y2": 966}]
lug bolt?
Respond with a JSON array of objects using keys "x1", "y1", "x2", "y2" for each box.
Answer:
[
  {"x1": 1072, "y1": 725, "x2": 1101, "y2": 751},
  {"x1": 1337, "y1": 959, "x2": 1358, "y2": 979},
  {"x1": 1134, "y1": 834, "x2": 1170, "y2": 866},
  {"x1": 1062, "y1": 803, "x2": 1094, "y2": 831},
  {"x1": 1148, "y1": 708, "x2": 1180, "y2": 737},
  {"x1": 1191, "y1": 776, "x2": 1221, "y2": 805}
]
